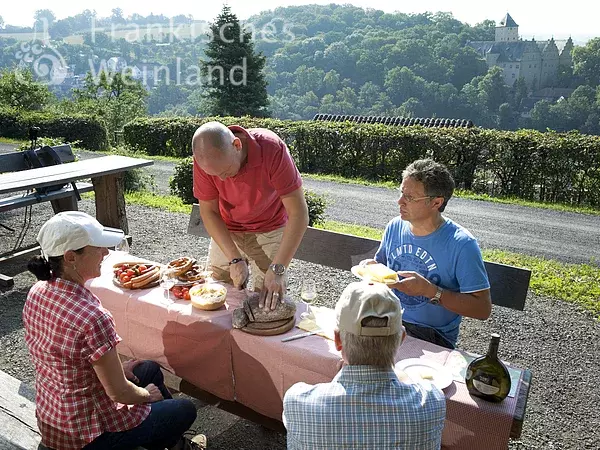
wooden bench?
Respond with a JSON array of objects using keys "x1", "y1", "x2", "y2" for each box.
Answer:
[
  {"x1": 186, "y1": 204, "x2": 532, "y2": 438},
  {"x1": 0, "y1": 369, "x2": 42, "y2": 449}
]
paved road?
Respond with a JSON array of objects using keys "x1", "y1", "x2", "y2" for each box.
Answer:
[{"x1": 3, "y1": 144, "x2": 599, "y2": 266}]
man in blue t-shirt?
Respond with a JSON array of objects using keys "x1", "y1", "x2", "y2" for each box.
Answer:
[{"x1": 368, "y1": 159, "x2": 491, "y2": 348}]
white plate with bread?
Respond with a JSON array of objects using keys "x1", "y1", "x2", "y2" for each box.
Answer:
[
  {"x1": 395, "y1": 358, "x2": 453, "y2": 390},
  {"x1": 351, "y1": 263, "x2": 399, "y2": 285}
]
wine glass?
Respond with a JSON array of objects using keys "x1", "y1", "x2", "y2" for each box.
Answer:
[
  {"x1": 160, "y1": 269, "x2": 176, "y2": 302},
  {"x1": 115, "y1": 236, "x2": 130, "y2": 254},
  {"x1": 301, "y1": 279, "x2": 317, "y2": 304},
  {"x1": 300, "y1": 279, "x2": 317, "y2": 320}
]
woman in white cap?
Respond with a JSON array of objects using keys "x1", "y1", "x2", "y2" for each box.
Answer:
[{"x1": 23, "y1": 211, "x2": 205, "y2": 450}]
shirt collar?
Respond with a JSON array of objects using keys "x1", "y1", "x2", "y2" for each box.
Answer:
[
  {"x1": 228, "y1": 125, "x2": 262, "y2": 168},
  {"x1": 333, "y1": 365, "x2": 399, "y2": 384}
]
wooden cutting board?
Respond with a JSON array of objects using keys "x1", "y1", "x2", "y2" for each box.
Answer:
[{"x1": 241, "y1": 317, "x2": 296, "y2": 336}]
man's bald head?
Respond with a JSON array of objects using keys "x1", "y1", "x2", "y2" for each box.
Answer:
[{"x1": 192, "y1": 121, "x2": 236, "y2": 158}]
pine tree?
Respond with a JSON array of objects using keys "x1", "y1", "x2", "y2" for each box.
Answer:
[{"x1": 201, "y1": 6, "x2": 269, "y2": 117}]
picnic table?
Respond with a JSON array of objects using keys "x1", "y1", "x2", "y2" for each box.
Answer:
[
  {"x1": 88, "y1": 251, "x2": 530, "y2": 450},
  {"x1": 0, "y1": 155, "x2": 153, "y2": 286}
]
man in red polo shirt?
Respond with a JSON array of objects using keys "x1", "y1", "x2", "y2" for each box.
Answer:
[{"x1": 192, "y1": 121, "x2": 309, "y2": 310}]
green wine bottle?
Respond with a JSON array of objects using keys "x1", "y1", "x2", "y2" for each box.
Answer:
[{"x1": 465, "y1": 333, "x2": 511, "y2": 402}]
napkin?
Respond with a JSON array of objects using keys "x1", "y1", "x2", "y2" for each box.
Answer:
[{"x1": 296, "y1": 305, "x2": 336, "y2": 341}]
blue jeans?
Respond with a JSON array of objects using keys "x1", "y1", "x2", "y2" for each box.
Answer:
[
  {"x1": 83, "y1": 361, "x2": 197, "y2": 450},
  {"x1": 403, "y1": 321, "x2": 455, "y2": 349}
]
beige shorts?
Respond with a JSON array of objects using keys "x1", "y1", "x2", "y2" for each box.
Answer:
[{"x1": 208, "y1": 227, "x2": 284, "y2": 291}]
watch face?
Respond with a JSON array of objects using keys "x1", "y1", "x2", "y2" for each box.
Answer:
[{"x1": 271, "y1": 263, "x2": 286, "y2": 276}]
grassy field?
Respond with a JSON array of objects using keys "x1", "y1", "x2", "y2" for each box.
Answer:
[{"x1": 0, "y1": 32, "x2": 48, "y2": 41}]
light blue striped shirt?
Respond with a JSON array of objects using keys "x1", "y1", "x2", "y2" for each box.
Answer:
[{"x1": 283, "y1": 365, "x2": 446, "y2": 449}]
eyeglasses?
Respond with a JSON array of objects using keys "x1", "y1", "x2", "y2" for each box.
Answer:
[{"x1": 398, "y1": 192, "x2": 435, "y2": 203}]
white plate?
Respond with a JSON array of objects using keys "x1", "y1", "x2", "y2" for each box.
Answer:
[
  {"x1": 395, "y1": 358, "x2": 453, "y2": 390},
  {"x1": 350, "y1": 265, "x2": 398, "y2": 285}
]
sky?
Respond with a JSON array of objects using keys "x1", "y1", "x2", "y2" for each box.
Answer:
[{"x1": 0, "y1": 1, "x2": 596, "y2": 43}]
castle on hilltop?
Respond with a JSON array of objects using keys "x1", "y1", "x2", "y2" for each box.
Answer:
[{"x1": 466, "y1": 13, "x2": 574, "y2": 90}]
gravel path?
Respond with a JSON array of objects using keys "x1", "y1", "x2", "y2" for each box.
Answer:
[
  {"x1": 1, "y1": 200, "x2": 600, "y2": 449},
  {"x1": 2, "y1": 144, "x2": 600, "y2": 448}
]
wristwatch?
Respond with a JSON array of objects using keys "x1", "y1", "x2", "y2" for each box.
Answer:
[
  {"x1": 269, "y1": 263, "x2": 286, "y2": 276},
  {"x1": 429, "y1": 285, "x2": 443, "y2": 305}
]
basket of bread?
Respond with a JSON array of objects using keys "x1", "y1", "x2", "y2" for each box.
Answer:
[
  {"x1": 113, "y1": 262, "x2": 161, "y2": 289},
  {"x1": 166, "y1": 257, "x2": 208, "y2": 283},
  {"x1": 189, "y1": 283, "x2": 227, "y2": 311}
]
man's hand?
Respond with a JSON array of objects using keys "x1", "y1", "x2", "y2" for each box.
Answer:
[
  {"x1": 259, "y1": 269, "x2": 287, "y2": 310},
  {"x1": 359, "y1": 258, "x2": 377, "y2": 266},
  {"x1": 122, "y1": 359, "x2": 143, "y2": 383},
  {"x1": 145, "y1": 384, "x2": 164, "y2": 402},
  {"x1": 230, "y1": 259, "x2": 249, "y2": 289},
  {"x1": 390, "y1": 270, "x2": 437, "y2": 298}
]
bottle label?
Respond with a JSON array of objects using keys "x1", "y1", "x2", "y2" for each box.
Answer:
[{"x1": 473, "y1": 379, "x2": 500, "y2": 395}]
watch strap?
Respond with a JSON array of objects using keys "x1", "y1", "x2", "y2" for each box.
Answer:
[{"x1": 430, "y1": 285, "x2": 443, "y2": 305}]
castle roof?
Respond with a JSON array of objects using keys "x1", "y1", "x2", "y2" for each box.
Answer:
[
  {"x1": 467, "y1": 40, "x2": 530, "y2": 62},
  {"x1": 554, "y1": 38, "x2": 574, "y2": 54},
  {"x1": 499, "y1": 13, "x2": 518, "y2": 28}
]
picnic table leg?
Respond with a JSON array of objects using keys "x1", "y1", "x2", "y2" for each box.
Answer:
[
  {"x1": 50, "y1": 196, "x2": 78, "y2": 214},
  {"x1": 92, "y1": 173, "x2": 129, "y2": 235}
]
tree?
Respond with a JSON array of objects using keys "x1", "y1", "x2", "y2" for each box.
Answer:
[
  {"x1": 34, "y1": 9, "x2": 56, "y2": 32},
  {"x1": 68, "y1": 71, "x2": 147, "y2": 142},
  {"x1": 111, "y1": 8, "x2": 125, "y2": 25},
  {"x1": 0, "y1": 68, "x2": 53, "y2": 110},
  {"x1": 201, "y1": 6, "x2": 269, "y2": 117},
  {"x1": 572, "y1": 38, "x2": 600, "y2": 87}
]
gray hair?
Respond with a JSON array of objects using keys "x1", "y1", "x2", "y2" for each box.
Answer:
[
  {"x1": 340, "y1": 316, "x2": 400, "y2": 368},
  {"x1": 402, "y1": 158, "x2": 455, "y2": 212},
  {"x1": 191, "y1": 121, "x2": 234, "y2": 156}
]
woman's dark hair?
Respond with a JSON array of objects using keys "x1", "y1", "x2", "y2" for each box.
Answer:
[{"x1": 27, "y1": 248, "x2": 86, "y2": 281}]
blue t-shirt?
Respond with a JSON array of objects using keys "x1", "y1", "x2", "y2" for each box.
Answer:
[{"x1": 375, "y1": 217, "x2": 490, "y2": 345}]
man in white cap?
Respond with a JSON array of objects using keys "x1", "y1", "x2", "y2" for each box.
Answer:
[{"x1": 282, "y1": 282, "x2": 446, "y2": 450}]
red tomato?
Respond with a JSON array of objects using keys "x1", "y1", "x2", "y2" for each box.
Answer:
[
  {"x1": 125, "y1": 269, "x2": 135, "y2": 277},
  {"x1": 138, "y1": 265, "x2": 147, "y2": 273},
  {"x1": 183, "y1": 291, "x2": 191, "y2": 301},
  {"x1": 120, "y1": 274, "x2": 131, "y2": 283}
]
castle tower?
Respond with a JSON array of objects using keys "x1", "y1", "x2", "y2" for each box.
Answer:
[{"x1": 495, "y1": 13, "x2": 519, "y2": 42}]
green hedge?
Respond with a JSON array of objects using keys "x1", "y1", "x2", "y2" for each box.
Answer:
[
  {"x1": 0, "y1": 108, "x2": 109, "y2": 150},
  {"x1": 124, "y1": 116, "x2": 600, "y2": 207}
]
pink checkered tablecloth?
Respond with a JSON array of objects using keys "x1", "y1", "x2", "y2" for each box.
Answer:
[{"x1": 90, "y1": 252, "x2": 523, "y2": 449}]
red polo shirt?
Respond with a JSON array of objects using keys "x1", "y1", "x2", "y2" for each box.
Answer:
[{"x1": 193, "y1": 125, "x2": 303, "y2": 233}]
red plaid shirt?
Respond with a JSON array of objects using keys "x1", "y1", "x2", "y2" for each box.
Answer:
[{"x1": 23, "y1": 278, "x2": 150, "y2": 449}]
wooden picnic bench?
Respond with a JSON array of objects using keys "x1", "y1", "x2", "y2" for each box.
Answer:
[
  {"x1": 0, "y1": 144, "x2": 94, "y2": 214},
  {"x1": 186, "y1": 204, "x2": 533, "y2": 439},
  {"x1": 0, "y1": 369, "x2": 42, "y2": 449},
  {"x1": 0, "y1": 152, "x2": 153, "y2": 287}
]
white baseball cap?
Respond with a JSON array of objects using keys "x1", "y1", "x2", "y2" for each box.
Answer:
[
  {"x1": 335, "y1": 282, "x2": 403, "y2": 337},
  {"x1": 37, "y1": 211, "x2": 124, "y2": 258}
]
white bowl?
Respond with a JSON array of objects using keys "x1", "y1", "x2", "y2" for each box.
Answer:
[{"x1": 190, "y1": 283, "x2": 227, "y2": 311}]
